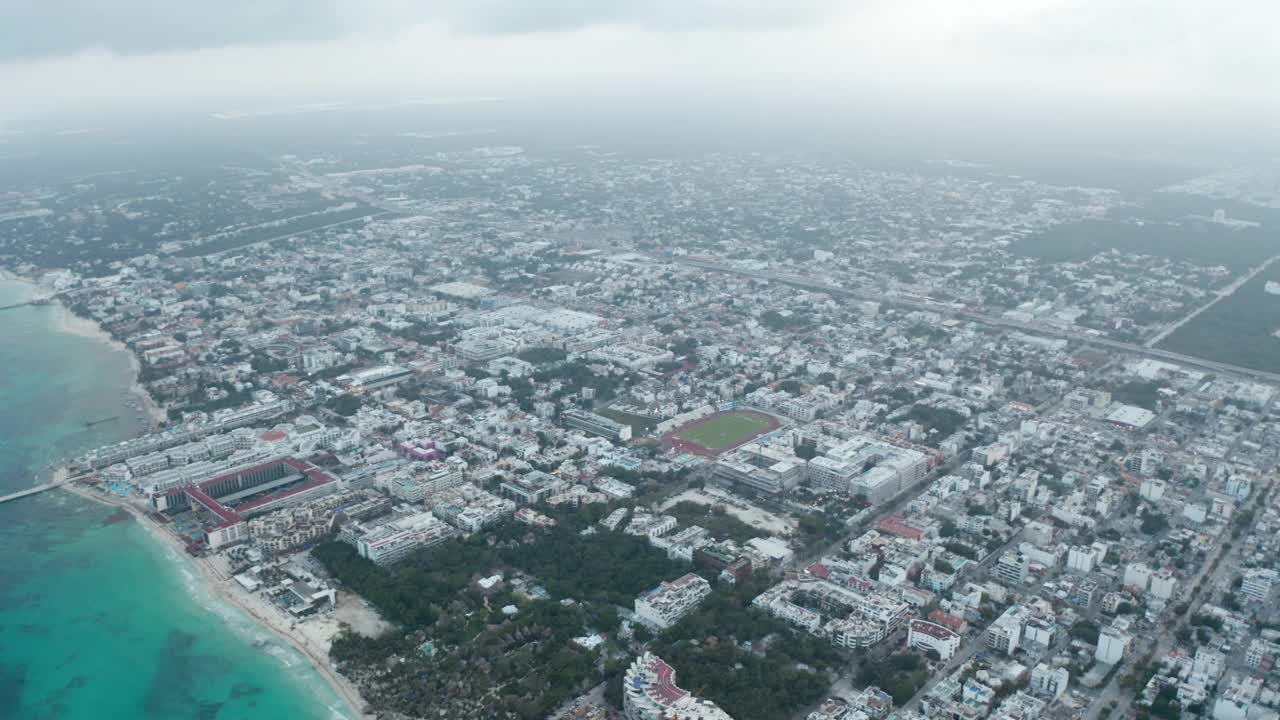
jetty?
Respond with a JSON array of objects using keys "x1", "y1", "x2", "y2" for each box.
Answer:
[
  {"x1": 0, "y1": 471, "x2": 93, "y2": 504},
  {"x1": 0, "y1": 480, "x2": 70, "y2": 504},
  {"x1": 0, "y1": 291, "x2": 73, "y2": 312}
]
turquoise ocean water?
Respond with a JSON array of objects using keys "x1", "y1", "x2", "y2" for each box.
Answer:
[{"x1": 0, "y1": 280, "x2": 347, "y2": 720}]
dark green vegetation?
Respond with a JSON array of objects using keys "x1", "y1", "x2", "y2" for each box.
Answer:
[
  {"x1": 1016, "y1": 218, "x2": 1275, "y2": 271},
  {"x1": 314, "y1": 521, "x2": 686, "y2": 719},
  {"x1": 516, "y1": 347, "x2": 568, "y2": 365},
  {"x1": 906, "y1": 404, "x2": 968, "y2": 437},
  {"x1": 857, "y1": 653, "x2": 930, "y2": 705},
  {"x1": 1111, "y1": 380, "x2": 1168, "y2": 410},
  {"x1": 647, "y1": 580, "x2": 841, "y2": 720},
  {"x1": 1146, "y1": 685, "x2": 1184, "y2": 720},
  {"x1": 314, "y1": 525, "x2": 683, "y2": 626},
  {"x1": 329, "y1": 593, "x2": 605, "y2": 720},
  {"x1": 960, "y1": 152, "x2": 1207, "y2": 195},
  {"x1": 760, "y1": 309, "x2": 813, "y2": 332},
  {"x1": 1071, "y1": 620, "x2": 1102, "y2": 645},
  {"x1": 533, "y1": 360, "x2": 633, "y2": 404},
  {"x1": 1159, "y1": 265, "x2": 1280, "y2": 372},
  {"x1": 665, "y1": 501, "x2": 766, "y2": 544},
  {"x1": 325, "y1": 394, "x2": 362, "y2": 417}
]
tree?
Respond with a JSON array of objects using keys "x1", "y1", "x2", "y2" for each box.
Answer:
[
  {"x1": 1071, "y1": 621, "x2": 1101, "y2": 645},
  {"x1": 1140, "y1": 510, "x2": 1169, "y2": 535},
  {"x1": 326, "y1": 394, "x2": 362, "y2": 417},
  {"x1": 778, "y1": 379, "x2": 803, "y2": 395}
]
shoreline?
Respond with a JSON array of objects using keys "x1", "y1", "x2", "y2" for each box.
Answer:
[
  {"x1": 0, "y1": 273, "x2": 166, "y2": 427},
  {"x1": 8, "y1": 271, "x2": 371, "y2": 720},
  {"x1": 51, "y1": 299, "x2": 169, "y2": 427},
  {"x1": 62, "y1": 482, "x2": 371, "y2": 720}
]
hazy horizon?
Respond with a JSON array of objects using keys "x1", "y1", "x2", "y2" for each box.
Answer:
[{"x1": 1, "y1": 0, "x2": 1277, "y2": 154}]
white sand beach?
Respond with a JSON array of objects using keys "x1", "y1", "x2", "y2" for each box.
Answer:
[
  {"x1": 31, "y1": 279, "x2": 376, "y2": 720},
  {"x1": 51, "y1": 301, "x2": 168, "y2": 426},
  {"x1": 62, "y1": 482, "x2": 377, "y2": 720}
]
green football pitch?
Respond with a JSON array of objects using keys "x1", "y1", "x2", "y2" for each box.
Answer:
[{"x1": 671, "y1": 411, "x2": 774, "y2": 450}]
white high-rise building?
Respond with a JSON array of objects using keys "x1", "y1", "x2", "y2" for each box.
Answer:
[
  {"x1": 1095, "y1": 627, "x2": 1130, "y2": 665},
  {"x1": 995, "y1": 551, "x2": 1029, "y2": 587},
  {"x1": 1123, "y1": 563, "x2": 1154, "y2": 593},
  {"x1": 623, "y1": 652, "x2": 734, "y2": 720},
  {"x1": 1242, "y1": 569, "x2": 1276, "y2": 603},
  {"x1": 1149, "y1": 570, "x2": 1177, "y2": 601},
  {"x1": 1066, "y1": 544, "x2": 1099, "y2": 573},
  {"x1": 987, "y1": 605, "x2": 1028, "y2": 656},
  {"x1": 1030, "y1": 663, "x2": 1069, "y2": 700}
]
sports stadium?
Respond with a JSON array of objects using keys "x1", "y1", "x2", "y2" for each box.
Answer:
[{"x1": 660, "y1": 409, "x2": 781, "y2": 457}]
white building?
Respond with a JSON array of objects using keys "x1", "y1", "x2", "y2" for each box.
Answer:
[
  {"x1": 908, "y1": 620, "x2": 962, "y2": 661},
  {"x1": 1139, "y1": 478, "x2": 1167, "y2": 501},
  {"x1": 1030, "y1": 663, "x2": 1069, "y2": 700},
  {"x1": 1123, "y1": 563, "x2": 1154, "y2": 593},
  {"x1": 995, "y1": 551, "x2": 1030, "y2": 587},
  {"x1": 622, "y1": 652, "x2": 734, "y2": 720},
  {"x1": 430, "y1": 484, "x2": 516, "y2": 533},
  {"x1": 1213, "y1": 675, "x2": 1263, "y2": 720},
  {"x1": 1067, "y1": 544, "x2": 1101, "y2": 574},
  {"x1": 1241, "y1": 569, "x2": 1276, "y2": 603},
  {"x1": 1193, "y1": 648, "x2": 1227, "y2": 680},
  {"x1": 987, "y1": 605, "x2": 1029, "y2": 656},
  {"x1": 626, "y1": 513, "x2": 678, "y2": 538},
  {"x1": 349, "y1": 511, "x2": 458, "y2": 566},
  {"x1": 1149, "y1": 569, "x2": 1177, "y2": 601},
  {"x1": 634, "y1": 574, "x2": 713, "y2": 630},
  {"x1": 753, "y1": 578, "x2": 910, "y2": 650},
  {"x1": 713, "y1": 440, "x2": 804, "y2": 495},
  {"x1": 1095, "y1": 627, "x2": 1130, "y2": 665},
  {"x1": 562, "y1": 409, "x2": 633, "y2": 442}
]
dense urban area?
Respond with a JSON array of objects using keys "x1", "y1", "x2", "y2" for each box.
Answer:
[{"x1": 4, "y1": 139, "x2": 1280, "y2": 720}]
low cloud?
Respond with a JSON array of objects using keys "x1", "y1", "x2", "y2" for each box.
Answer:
[{"x1": 0, "y1": 0, "x2": 843, "y2": 62}]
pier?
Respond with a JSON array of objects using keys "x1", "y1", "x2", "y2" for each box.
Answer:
[
  {"x1": 0, "y1": 472, "x2": 93, "y2": 504},
  {"x1": 0, "y1": 480, "x2": 70, "y2": 503},
  {"x1": 0, "y1": 298, "x2": 46, "y2": 312},
  {"x1": 0, "y1": 292, "x2": 70, "y2": 312}
]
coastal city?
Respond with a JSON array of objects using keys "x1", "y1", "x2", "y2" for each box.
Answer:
[{"x1": 3, "y1": 141, "x2": 1280, "y2": 720}]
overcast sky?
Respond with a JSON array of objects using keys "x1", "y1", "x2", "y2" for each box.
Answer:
[{"x1": 0, "y1": 0, "x2": 1275, "y2": 125}]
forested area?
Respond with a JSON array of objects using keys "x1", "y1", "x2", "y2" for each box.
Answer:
[
  {"x1": 645, "y1": 580, "x2": 841, "y2": 720},
  {"x1": 665, "y1": 501, "x2": 766, "y2": 544},
  {"x1": 313, "y1": 525, "x2": 684, "y2": 627},
  {"x1": 313, "y1": 521, "x2": 686, "y2": 719}
]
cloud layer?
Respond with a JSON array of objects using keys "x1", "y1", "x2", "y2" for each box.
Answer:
[
  {"x1": 0, "y1": 0, "x2": 1275, "y2": 124},
  {"x1": 0, "y1": 0, "x2": 842, "y2": 61}
]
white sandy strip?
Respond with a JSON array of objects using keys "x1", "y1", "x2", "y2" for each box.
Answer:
[
  {"x1": 61, "y1": 484, "x2": 372, "y2": 719},
  {"x1": 50, "y1": 302, "x2": 167, "y2": 426}
]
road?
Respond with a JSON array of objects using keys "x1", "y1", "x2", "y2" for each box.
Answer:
[
  {"x1": 657, "y1": 253, "x2": 1280, "y2": 717},
  {"x1": 1086, "y1": 388, "x2": 1279, "y2": 720},
  {"x1": 204, "y1": 212, "x2": 392, "y2": 258},
  {"x1": 1084, "y1": 473, "x2": 1276, "y2": 720},
  {"x1": 781, "y1": 392, "x2": 1061, "y2": 720},
  {"x1": 665, "y1": 256, "x2": 1280, "y2": 385},
  {"x1": 1145, "y1": 253, "x2": 1280, "y2": 348},
  {"x1": 900, "y1": 530, "x2": 1029, "y2": 714}
]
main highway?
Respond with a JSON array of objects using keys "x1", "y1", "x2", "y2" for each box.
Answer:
[{"x1": 664, "y1": 256, "x2": 1280, "y2": 385}]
